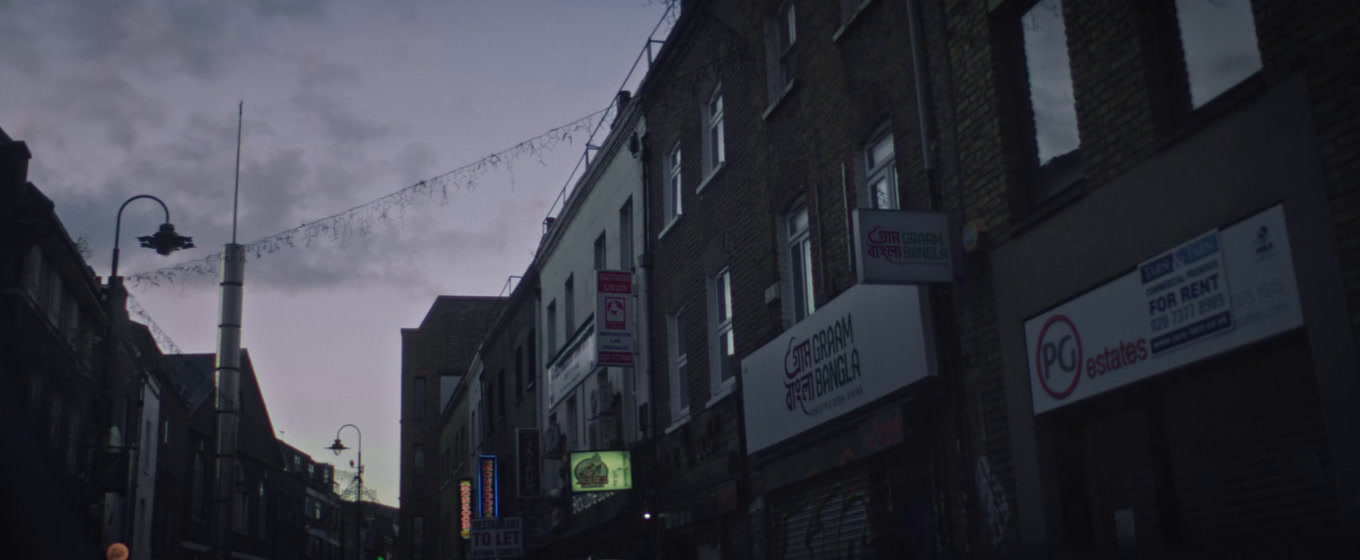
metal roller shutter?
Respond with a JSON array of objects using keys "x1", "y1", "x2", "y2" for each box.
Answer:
[{"x1": 768, "y1": 466, "x2": 873, "y2": 560}]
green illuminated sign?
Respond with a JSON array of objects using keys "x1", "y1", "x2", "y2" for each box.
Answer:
[{"x1": 569, "y1": 450, "x2": 632, "y2": 493}]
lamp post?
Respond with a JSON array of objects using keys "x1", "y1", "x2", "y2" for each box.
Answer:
[
  {"x1": 103, "y1": 194, "x2": 193, "y2": 548},
  {"x1": 328, "y1": 425, "x2": 363, "y2": 560}
]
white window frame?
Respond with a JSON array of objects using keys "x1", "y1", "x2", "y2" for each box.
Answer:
[
  {"x1": 665, "y1": 143, "x2": 683, "y2": 224},
  {"x1": 788, "y1": 206, "x2": 816, "y2": 322},
  {"x1": 700, "y1": 84, "x2": 726, "y2": 187},
  {"x1": 667, "y1": 310, "x2": 691, "y2": 428},
  {"x1": 864, "y1": 129, "x2": 899, "y2": 209},
  {"x1": 767, "y1": 1, "x2": 797, "y2": 100},
  {"x1": 708, "y1": 268, "x2": 737, "y2": 404}
]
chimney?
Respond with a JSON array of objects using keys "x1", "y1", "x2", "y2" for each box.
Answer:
[{"x1": 613, "y1": 91, "x2": 632, "y2": 127}]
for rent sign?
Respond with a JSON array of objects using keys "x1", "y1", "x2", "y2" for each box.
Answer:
[
  {"x1": 1026, "y1": 205, "x2": 1302, "y2": 414},
  {"x1": 742, "y1": 284, "x2": 935, "y2": 454}
]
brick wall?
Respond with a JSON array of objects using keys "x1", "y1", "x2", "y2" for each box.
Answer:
[{"x1": 399, "y1": 296, "x2": 503, "y2": 560}]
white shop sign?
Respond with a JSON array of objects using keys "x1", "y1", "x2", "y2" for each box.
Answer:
[
  {"x1": 1026, "y1": 204, "x2": 1303, "y2": 414},
  {"x1": 741, "y1": 284, "x2": 936, "y2": 455},
  {"x1": 852, "y1": 209, "x2": 956, "y2": 284},
  {"x1": 548, "y1": 333, "x2": 595, "y2": 410},
  {"x1": 470, "y1": 517, "x2": 523, "y2": 559}
]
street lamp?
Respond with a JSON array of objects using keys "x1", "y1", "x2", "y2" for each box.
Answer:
[
  {"x1": 328, "y1": 425, "x2": 363, "y2": 560},
  {"x1": 103, "y1": 194, "x2": 193, "y2": 548},
  {"x1": 110, "y1": 194, "x2": 194, "y2": 279}
]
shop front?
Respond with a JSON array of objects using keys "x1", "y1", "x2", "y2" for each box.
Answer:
[
  {"x1": 992, "y1": 78, "x2": 1360, "y2": 556},
  {"x1": 742, "y1": 283, "x2": 940, "y2": 560}
]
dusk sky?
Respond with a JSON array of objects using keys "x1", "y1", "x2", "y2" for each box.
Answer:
[{"x1": 1, "y1": 0, "x2": 672, "y2": 506}]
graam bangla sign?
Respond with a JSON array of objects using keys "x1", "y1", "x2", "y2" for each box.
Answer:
[
  {"x1": 1025, "y1": 204, "x2": 1303, "y2": 414},
  {"x1": 852, "y1": 209, "x2": 955, "y2": 284},
  {"x1": 741, "y1": 284, "x2": 936, "y2": 455}
]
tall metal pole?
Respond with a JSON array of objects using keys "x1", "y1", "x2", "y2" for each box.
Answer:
[
  {"x1": 213, "y1": 103, "x2": 246, "y2": 560},
  {"x1": 334, "y1": 424, "x2": 363, "y2": 560}
]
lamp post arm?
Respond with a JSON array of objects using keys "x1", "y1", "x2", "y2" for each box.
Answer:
[{"x1": 111, "y1": 195, "x2": 172, "y2": 279}]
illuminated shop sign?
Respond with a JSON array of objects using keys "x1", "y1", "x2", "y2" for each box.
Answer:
[
  {"x1": 479, "y1": 456, "x2": 498, "y2": 518},
  {"x1": 569, "y1": 451, "x2": 632, "y2": 493},
  {"x1": 459, "y1": 479, "x2": 473, "y2": 539}
]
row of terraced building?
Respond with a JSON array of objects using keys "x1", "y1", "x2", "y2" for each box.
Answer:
[{"x1": 399, "y1": 0, "x2": 1360, "y2": 558}]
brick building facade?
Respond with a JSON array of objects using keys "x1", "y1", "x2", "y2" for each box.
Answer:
[{"x1": 400, "y1": 296, "x2": 504, "y2": 560}]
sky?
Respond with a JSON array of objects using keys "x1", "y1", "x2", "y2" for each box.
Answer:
[{"x1": 1, "y1": 0, "x2": 672, "y2": 507}]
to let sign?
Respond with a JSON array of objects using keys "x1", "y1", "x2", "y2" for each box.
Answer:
[{"x1": 471, "y1": 517, "x2": 523, "y2": 558}]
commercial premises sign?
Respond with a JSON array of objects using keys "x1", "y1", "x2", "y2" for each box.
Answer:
[
  {"x1": 1025, "y1": 205, "x2": 1302, "y2": 414},
  {"x1": 852, "y1": 209, "x2": 955, "y2": 284},
  {"x1": 741, "y1": 284, "x2": 936, "y2": 455},
  {"x1": 595, "y1": 270, "x2": 635, "y2": 366},
  {"x1": 569, "y1": 450, "x2": 632, "y2": 493}
]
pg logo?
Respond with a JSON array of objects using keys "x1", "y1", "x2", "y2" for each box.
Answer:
[{"x1": 1035, "y1": 315, "x2": 1082, "y2": 399}]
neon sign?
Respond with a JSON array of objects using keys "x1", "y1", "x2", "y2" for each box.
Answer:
[
  {"x1": 479, "y1": 455, "x2": 498, "y2": 518},
  {"x1": 459, "y1": 479, "x2": 473, "y2": 539}
]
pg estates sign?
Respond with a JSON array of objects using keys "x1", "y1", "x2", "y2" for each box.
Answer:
[
  {"x1": 742, "y1": 284, "x2": 936, "y2": 454},
  {"x1": 470, "y1": 517, "x2": 523, "y2": 559},
  {"x1": 1026, "y1": 205, "x2": 1302, "y2": 414}
]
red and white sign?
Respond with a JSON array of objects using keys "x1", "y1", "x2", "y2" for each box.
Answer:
[
  {"x1": 1025, "y1": 205, "x2": 1302, "y2": 414},
  {"x1": 595, "y1": 270, "x2": 634, "y2": 367}
]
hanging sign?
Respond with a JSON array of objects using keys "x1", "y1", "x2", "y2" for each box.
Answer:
[
  {"x1": 517, "y1": 429, "x2": 540, "y2": 497},
  {"x1": 460, "y1": 479, "x2": 474, "y2": 539},
  {"x1": 569, "y1": 450, "x2": 633, "y2": 493},
  {"x1": 852, "y1": 209, "x2": 956, "y2": 284},
  {"x1": 479, "y1": 456, "x2": 498, "y2": 518}
]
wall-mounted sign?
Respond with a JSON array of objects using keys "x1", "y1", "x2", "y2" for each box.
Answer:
[
  {"x1": 479, "y1": 456, "x2": 498, "y2": 518},
  {"x1": 742, "y1": 284, "x2": 936, "y2": 455},
  {"x1": 1139, "y1": 229, "x2": 1232, "y2": 355},
  {"x1": 548, "y1": 333, "x2": 596, "y2": 410},
  {"x1": 459, "y1": 479, "x2": 474, "y2": 539},
  {"x1": 596, "y1": 270, "x2": 635, "y2": 366},
  {"x1": 470, "y1": 517, "x2": 523, "y2": 559},
  {"x1": 516, "y1": 429, "x2": 540, "y2": 497},
  {"x1": 1026, "y1": 204, "x2": 1302, "y2": 414},
  {"x1": 571, "y1": 489, "x2": 623, "y2": 515},
  {"x1": 852, "y1": 209, "x2": 956, "y2": 284},
  {"x1": 569, "y1": 450, "x2": 632, "y2": 493}
]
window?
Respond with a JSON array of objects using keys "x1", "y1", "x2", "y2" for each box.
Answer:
[
  {"x1": 414, "y1": 444, "x2": 425, "y2": 475},
  {"x1": 515, "y1": 346, "x2": 524, "y2": 402},
  {"x1": 66, "y1": 410, "x2": 80, "y2": 474},
  {"x1": 767, "y1": 1, "x2": 797, "y2": 99},
  {"x1": 665, "y1": 143, "x2": 683, "y2": 222},
  {"x1": 619, "y1": 199, "x2": 633, "y2": 270},
  {"x1": 703, "y1": 85, "x2": 725, "y2": 177},
  {"x1": 547, "y1": 301, "x2": 558, "y2": 357},
  {"x1": 1019, "y1": 0, "x2": 1082, "y2": 199},
  {"x1": 45, "y1": 270, "x2": 62, "y2": 326},
  {"x1": 23, "y1": 246, "x2": 42, "y2": 300},
  {"x1": 497, "y1": 368, "x2": 506, "y2": 420},
  {"x1": 787, "y1": 207, "x2": 816, "y2": 321},
  {"x1": 668, "y1": 310, "x2": 690, "y2": 423},
  {"x1": 414, "y1": 376, "x2": 427, "y2": 420},
  {"x1": 864, "y1": 129, "x2": 898, "y2": 209},
  {"x1": 594, "y1": 233, "x2": 607, "y2": 270},
  {"x1": 710, "y1": 268, "x2": 737, "y2": 391},
  {"x1": 234, "y1": 466, "x2": 248, "y2": 533},
  {"x1": 49, "y1": 395, "x2": 62, "y2": 449},
  {"x1": 294, "y1": 455, "x2": 302, "y2": 472},
  {"x1": 527, "y1": 330, "x2": 537, "y2": 389},
  {"x1": 564, "y1": 275, "x2": 575, "y2": 334},
  {"x1": 162, "y1": 418, "x2": 170, "y2": 445},
  {"x1": 414, "y1": 516, "x2": 425, "y2": 559},
  {"x1": 192, "y1": 454, "x2": 205, "y2": 521},
  {"x1": 308, "y1": 463, "x2": 315, "y2": 478},
  {"x1": 566, "y1": 396, "x2": 579, "y2": 450},
  {"x1": 1173, "y1": 0, "x2": 1261, "y2": 108},
  {"x1": 483, "y1": 378, "x2": 494, "y2": 435},
  {"x1": 259, "y1": 482, "x2": 268, "y2": 538}
]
